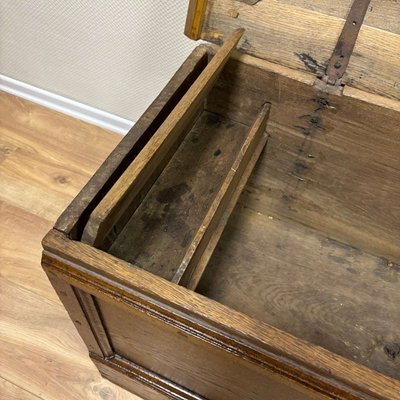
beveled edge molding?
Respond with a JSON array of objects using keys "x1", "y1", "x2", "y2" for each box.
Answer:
[
  {"x1": 92, "y1": 353, "x2": 206, "y2": 400},
  {"x1": 41, "y1": 230, "x2": 398, "y2": 400}
]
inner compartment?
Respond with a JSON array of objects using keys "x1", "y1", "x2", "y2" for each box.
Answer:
[
  {"x1": 82, "y1": 39, "x2": 269, "y2": 288},
  {"x1": 194, "y1": 54, "x2": 400, "y2": 380},
  {"x1": 81, "y1": 47, "x2": 400, "y2": 380},
  {"x1": 109, "y1": 111, "x2": 250, "y2": 281}
]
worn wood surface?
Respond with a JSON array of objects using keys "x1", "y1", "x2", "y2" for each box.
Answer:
[
  {"x1": 95, "y1": 296, "x2": 322, "y2": 400},
  {"x1": 206, "y1": 53, "x2": 400, "y2": 263},
  {"x1": 110, "y1": 105, "x2": 268, "y2": 287},
  {"x1": 93, "y1": 357, "x2": 175, "y2": 400},
  {"x1": 26, "y1": 40, "x2": 400, "y2": 399},
  {"x1": 0, "y1": 91, "x2": 140, "y2": 400},
  {"x1": 55, "y1": 45, "x2": 209, "y2": 239},
  {"x1": 109, "y1": 112, "x2": 249, "y2": 280},
  {"x1": 43, "y1": 229, "x2": 400, "y2": 400},
  {"x1": 277, "y1": 0, "x2": 400, "y2": 35},
  {"x1": 191, "y1": 0, "x2": 400, "y2": 100},
  {"x1": 176, "y1": 103, "x2": 269, "y2": 288},
  {"x1": 197, "y1": 205, "x2": 400, "y2": 380},
  {"x1": 82, "y1": 29, "x2": 244, "y2": 247}
]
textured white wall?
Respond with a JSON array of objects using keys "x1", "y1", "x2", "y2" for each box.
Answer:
[{"x1": 0, "y1": 1, "x2": 196, "y2": 122}]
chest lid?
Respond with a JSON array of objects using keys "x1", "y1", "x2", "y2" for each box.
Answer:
[{"x1": 185, "y1": 0, "x2": 400, "y2": 101}]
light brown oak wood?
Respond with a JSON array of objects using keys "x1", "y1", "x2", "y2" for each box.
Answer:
[
  {"x1": 0, "y1": 377, "x2": 40, "y2": 400},
  {"x1": 0, "y1": 91, "x2": 142, "y2": 400},
  {"x1": 42, "y1": 229, "x2": 400, "y2": 400},
  {"x1": 82, "y1": 29, "x2": 245, "y2": 248},
  {"x1": 186, "y1": 0, "x2": 400, "y2": 100}
]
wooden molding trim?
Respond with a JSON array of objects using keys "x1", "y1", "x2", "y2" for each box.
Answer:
[
  {"x1": 74, "y1": 288, "x2": 114, "y2": 357},
  {"x1": 46, "y1": 272, "x2": 106, "y2": 357},
  {"x1": 185, "y1": 0, "x2": 208, "y2": 40},
  {"x1": 42, "y1": 230, "x2": 400, "y2": 400},
  {"x1": 93, "y1": 354, "x2": 205, "y2": 400}
]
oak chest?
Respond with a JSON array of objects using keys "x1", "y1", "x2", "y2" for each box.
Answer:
[{"x1": 42, "y1": 1, "x2": 400, "y2": 399}]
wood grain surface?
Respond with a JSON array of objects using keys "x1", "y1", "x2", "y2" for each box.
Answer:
[
  {"x1": 109, "y1": 111, "x2": 250, "y2": 280},
  {"x1": 82, "y1": 29, "x2": 244, "y2": 247},
  {"x1": 109, "y1": 104, "x2": 269, "y2": 288},
  {"x1": 197, "y1": 205, "x2": 400, "y2": 380},
  {"x1": 0, "y1": 91, "x2": 141, "y2": 400},
  {"x1": 206, "y1": 54, "x2": 400, "y2": 263},
  {"x1": 55, "y1": 46, "x2": 209, "y2": 239},
  {"x1": 42, "y1": 229, "x2": 400, "y2": 399},
  {"x1": 189, "y1": 0, "x2": 400, "y2": 100}
]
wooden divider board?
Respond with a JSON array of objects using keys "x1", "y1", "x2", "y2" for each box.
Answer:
[
  {"x1": 175, "y1": 104, "x2": 270, "y2": 288},
  {"x1": 81, "y1": 28, "x2": 245, "y2": 247}
]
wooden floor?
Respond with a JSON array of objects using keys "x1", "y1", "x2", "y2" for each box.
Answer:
[{"x1": 0, "y1": 91, "x2": 142, "y2": 400}]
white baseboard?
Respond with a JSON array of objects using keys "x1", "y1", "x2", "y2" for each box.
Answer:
[{"x1": 0, "y1": 74, "x2": 134, "y2": 135}]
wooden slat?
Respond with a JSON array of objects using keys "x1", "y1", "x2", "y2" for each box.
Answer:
[
  {"x1": 74, "y1": 288, "x2": 114, "y2": 357},
  {"x1": 54, "y1": 46, "x2": 209, "y2": 238},
  {"x1": 174, "y1": 103, "x2": 270, "y2": 288},
  {"x1": 81, "y1": 28, "x2": 245, "y2": 247},
  {"x1": 180, "y1": 125, "x2": 268, "y2": 290},
  {"x1": 108, "y1": 105, "x2": 268, "y2": 286},
  {"x1": 198, "y1": 0, "x2": 400, "y2": 100},
  {"x1": 108, "y1": 112, "x2": 252, "y2": 281}
]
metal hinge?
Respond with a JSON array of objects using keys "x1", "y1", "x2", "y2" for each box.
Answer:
[{"x1": 321, "y1": 0, "x2": 371, "y2": 88}]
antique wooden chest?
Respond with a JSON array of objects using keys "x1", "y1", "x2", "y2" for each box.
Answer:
[{"x1": 42, "y1": 1, "x2": 400, "y2": 399}]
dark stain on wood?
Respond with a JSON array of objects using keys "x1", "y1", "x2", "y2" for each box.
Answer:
[
  {"x1": 197, "y1": 207, "x2": 400, "y2": 380},
  {"x1": 295, "y1": 53, "x2": 326, "y2": 75},
  {"x1": 241, "y1": 38, "x2": 252, "y2": 52},
  {"x1": 374, "y1": 260, "x2": 400, "y2": 283},
  {"x1": 384, "y1": 343, "x2": 400, "y2": 360},
  {"x1": 156, "y1": 183, "x2": 190, "y2": 204},
  {"x1": 108, "y1": 111, "x2": 249, "y2": 280},
  {"x1": 214, "y1": 149, "x2": 222, "y2": 156}
]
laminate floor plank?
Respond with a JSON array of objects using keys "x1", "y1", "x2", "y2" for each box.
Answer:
[
  {"x1": 0, "y1": 201, "x2": 58, "y2": 302},
  {"x1": 0, "y1": 277, "x2": 139, "y2": 400},
  {"x1": 0, "y1": 376, "x2": 42, "y2": 400},
  {"x1": 0, "y1": 91, "x2": 140, "y2": 399}
]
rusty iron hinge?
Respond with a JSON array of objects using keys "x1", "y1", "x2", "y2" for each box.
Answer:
[{"x1": 322, "y1": 0, "x2": 371, "y2": 87}]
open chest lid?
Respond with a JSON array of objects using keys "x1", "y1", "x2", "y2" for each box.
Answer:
[{"x1": 185, "y1": 0, "x2": 400, "y2": 101}]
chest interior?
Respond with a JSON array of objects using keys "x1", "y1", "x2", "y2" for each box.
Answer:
[{"x1": 74, "y1": 1, "x2": 400, "y2": 383}]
